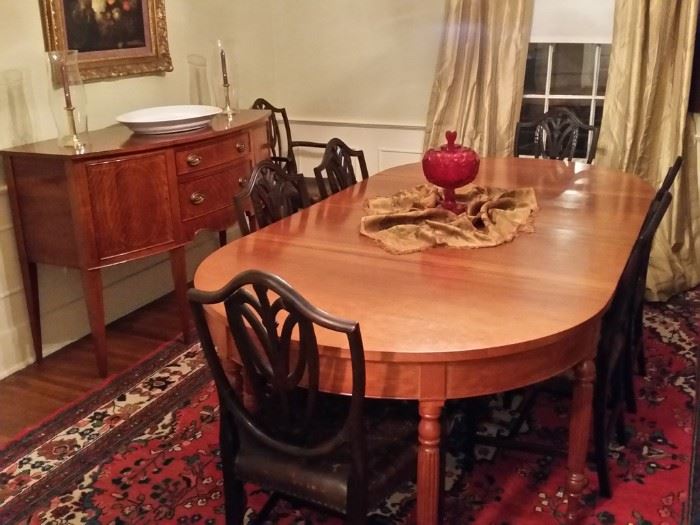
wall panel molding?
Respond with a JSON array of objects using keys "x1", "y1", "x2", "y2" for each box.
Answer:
[
  {"x1": 290, "y1": 121, "x2": 426, "y2": 177},
  {"x1": 377, "y1": 147, "x2": 422, "y2": 172}
]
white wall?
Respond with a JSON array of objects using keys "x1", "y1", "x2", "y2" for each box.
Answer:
[
  {"x1": 231, "y1": 0, "x2": 445, "y2": 126},
  {"x1": 227, "y1": 0, "x2": 445, "y2": 180},
  {"x1": 0, "y1": 1, "x2": 235, "y2": 378}
]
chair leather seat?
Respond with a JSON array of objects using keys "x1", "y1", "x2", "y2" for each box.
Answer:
[{"x1": 235, "y1": 396, "x2": 418, "y2": 513}]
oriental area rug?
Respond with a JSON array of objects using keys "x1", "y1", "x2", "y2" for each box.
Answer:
[{"x1": 0, "y1": 289, "x2": 697, "y2": 524}]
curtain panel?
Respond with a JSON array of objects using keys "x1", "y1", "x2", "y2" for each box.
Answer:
[
  {"x1": 597, "y1": 0, "x2": 700, "y2": 300},
  {"x1": 423, "y1": 0, "x2": 534, "y2": 156}
]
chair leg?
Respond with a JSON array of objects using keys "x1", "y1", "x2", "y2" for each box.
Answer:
[
  {"x1": 345, "y1": 481, "x2": 368, "y2": 525},
  {"x1": 623, "y1": 345, "x2": 638, "y2": 414},
  {"x1": 346, "y1": 507, "x2": 368, "y2": 525},
  {"x1": 636, "y1": 338, "x2": 647, "y2": 376},
  {"x1": 255, "y1": 493, "x2": 280, "y2": 523},
  {"x1": 225, "y1": 477, "x2": 247, "y2": 525},
  {"x1": 220, "y1": 411, "x2": 246, "y2": 525},
  {"x1": 633, "y1": 310, "x2": 647, "y2": 376},
  {"x1": 614, "y1": 408, "x2": 627, "y2": 446},
  {"x1": 620, "y1": 316, "x2": 640, "y2": 414},
  {"x1": 592, "y1": 383, "x2": 612, "y2": 498}
]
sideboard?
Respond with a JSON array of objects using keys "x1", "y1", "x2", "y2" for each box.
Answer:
[{"x1": 1, "y1": 109, "x2": 270, "y2": 377}]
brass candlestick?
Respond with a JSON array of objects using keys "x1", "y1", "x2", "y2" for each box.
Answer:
[
  {"x1": 60, "y1": 63, "x2": 85, "y2": 152},
  {"x1": 218, "y1": 44, "x2": 235, "y2": 118}
]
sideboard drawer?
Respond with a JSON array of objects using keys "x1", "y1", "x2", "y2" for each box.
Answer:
[
  {"x1": 175, "y1": 133, "x2": 250, "y2": 175},
  {"x1": 178, "y1": 167, "x2": 239, "y2": 221}
]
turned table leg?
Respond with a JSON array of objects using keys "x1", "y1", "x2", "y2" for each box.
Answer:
[
  {"x1": 566, "y1": 358, "x2": 596, "y2": 523},
  {"x1": 417, "y1": 400, "x2": 444, "y2": 525}
]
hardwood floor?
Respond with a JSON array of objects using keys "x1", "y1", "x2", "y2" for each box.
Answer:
[{"x1": 0, "y1": 292, "x2": 183, "y2": 447}]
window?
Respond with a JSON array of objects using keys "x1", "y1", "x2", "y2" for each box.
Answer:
[{"x1": 518, "y1": 43, "x2": 610, "y2": 160}]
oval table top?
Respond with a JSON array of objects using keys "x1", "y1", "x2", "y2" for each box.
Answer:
[
  {"x1": 193, "y1": 157, "x2": 654, "y2": 525},
  {"x1": 193, "y1": 158, "x2": 654, "y2": 365}
]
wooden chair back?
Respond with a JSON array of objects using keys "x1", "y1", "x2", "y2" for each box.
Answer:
[
  {"x1": 188, "y1": 269, "x2": 367, "y2": 459},
  {"x1": 234, "y1": 159, "x2": 310, "y2": 236},
  {"x1": 658, "y1": 155, "x2": 683, "y2": 196},
  {"x1": 592, "y1": 190, "x2": 672, "y2": 497},
  {"x1": 514, "y1": 107, "x2": 599, "y2": 164},
  {"x1": 313, "y1": 138, "x2": 369, "y2": 199},
  {"x1": 251, "y1": 98, "x2": 298, "y2": 174}
]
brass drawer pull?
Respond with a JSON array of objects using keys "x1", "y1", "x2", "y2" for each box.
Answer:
[
  {"x1": 189, "y1": 191, "x2": 205, "y2": 205},
  {"x1": 235, "y1": 142, "x2": 247, "y2": 153},
  {"x1": 186, "y1": 153, "x2": 202, "y2": 167}
]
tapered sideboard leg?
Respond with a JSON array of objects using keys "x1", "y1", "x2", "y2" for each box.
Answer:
[
  {"x1": 80, "y1": 268, "x2": 108, "y2": 378},
  {"x1": 170, "y1": 246, "x2": 190, "y2": 344},
  {"x1": 22, "y1": 261, "x2": 42, "y2": 363}
]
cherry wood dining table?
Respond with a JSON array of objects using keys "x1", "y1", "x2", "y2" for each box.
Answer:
[{"x1": 193, "y1": 158, "x2": 654, "y2": 524}]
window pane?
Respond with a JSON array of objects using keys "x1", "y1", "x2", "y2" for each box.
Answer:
[
  {"x1": 548, "y1": 99, "x2": 592, "y2": 123},
  {"x1": 550, "y1": 44, "x2": 597, "y2": 96},
  {"x1": 597, "y1": 45, "x2": 611, "y2": 95},
  {"x1": 548, "y1": 99, "x2": 594, "y2": 159},
  {"x1": 523, "y1": 43, "x2": 549, "y2": 94},
  {"x1": 520, "y1": 99, "x2": 546, "y2": 121}
]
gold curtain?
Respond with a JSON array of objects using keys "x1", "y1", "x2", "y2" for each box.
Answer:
[
  {"x1": 423, "y1": 0, "x2": 534, "y2": 156},
  {"x1": 597, "y1": 0, "x2": 700, "y2": 300}
]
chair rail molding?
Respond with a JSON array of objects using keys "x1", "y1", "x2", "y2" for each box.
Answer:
[{"x1": 289, "y1": 119, "x2": 427, "y2": 177}]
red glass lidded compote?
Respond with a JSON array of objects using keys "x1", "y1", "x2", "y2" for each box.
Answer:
[{"x1": 422, "y1": 130, "x2": 480, "y2": 214}]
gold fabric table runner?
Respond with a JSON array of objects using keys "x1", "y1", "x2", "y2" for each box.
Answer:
[{"x1": 360, "y1": 184, "x2": 538, "y2": 254}]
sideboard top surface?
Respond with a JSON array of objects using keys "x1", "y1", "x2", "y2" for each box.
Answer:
[{"x1": 1, "y1": 109, "x2": 270, "y2": 160}]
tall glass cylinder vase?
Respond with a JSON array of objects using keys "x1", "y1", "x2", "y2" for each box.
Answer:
[
  {"x1": 47, "y1": 50, "x2": 88, "y2": 151},
  {"x1": 1, "y1": 69, "x2": 34, "y2": 146},
  {"x1": 187, "y1": 54, "x2": 212, "y2": 105}
]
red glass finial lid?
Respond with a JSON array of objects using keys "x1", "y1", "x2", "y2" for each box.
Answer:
[{"x1": 444, "y1": 130, "x2": 458, "y2": 150}]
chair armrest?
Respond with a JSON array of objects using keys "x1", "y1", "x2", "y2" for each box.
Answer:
[{"x1": 290, "y1": 140, "x2": 328, "y2": 149}]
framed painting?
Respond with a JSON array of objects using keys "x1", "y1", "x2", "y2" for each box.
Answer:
[{"x1": 40, "y1": 0, "x2": 173, "y2": 82}]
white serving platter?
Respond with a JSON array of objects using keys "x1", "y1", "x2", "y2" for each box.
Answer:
[{"x1": 116, "y1": 105, "x2": 222, "y2": 134}]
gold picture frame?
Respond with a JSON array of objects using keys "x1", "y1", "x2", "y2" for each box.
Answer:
[{"x1": 40, "y1": 0, "x2": 173, "y2": 82}]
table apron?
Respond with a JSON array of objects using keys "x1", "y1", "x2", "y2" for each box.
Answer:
[{"x1": 208, "y1": 308, "x2": 600, "y2": 401}]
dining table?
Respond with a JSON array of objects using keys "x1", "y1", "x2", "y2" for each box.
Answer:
[{"x1": 193, "y1": 157, "x2": 655, "y2": 524}]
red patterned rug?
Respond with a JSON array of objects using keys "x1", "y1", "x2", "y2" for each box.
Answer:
[{"x1": 0, "y1": 289, "x2": 697, "y2": 524}]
